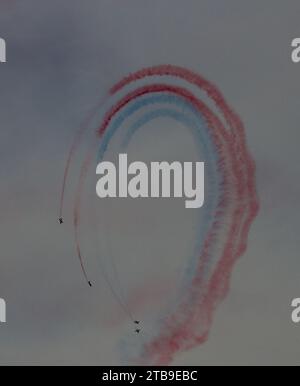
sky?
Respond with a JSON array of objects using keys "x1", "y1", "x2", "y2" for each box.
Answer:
[{"x1": 0, "y1": 0, "x2": 300, "y2": 365}]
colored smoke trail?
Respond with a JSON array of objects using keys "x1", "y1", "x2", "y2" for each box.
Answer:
[{"x1": 60, "y1": 65, "x2": 259, "y2": 364}]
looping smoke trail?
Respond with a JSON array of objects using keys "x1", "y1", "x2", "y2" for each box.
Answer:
[{"x1": 60, "y1": 65, "x2": 259, "y2": 365}]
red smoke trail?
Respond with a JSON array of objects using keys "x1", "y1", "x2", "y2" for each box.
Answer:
[
  {"x1": 97, "y1": 66, "x2": 258, "y2": 364},
  {"x1": 62, "y1": 65, "x2": 259, "y2": 364}
]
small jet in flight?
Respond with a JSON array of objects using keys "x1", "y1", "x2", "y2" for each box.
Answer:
[
  {"x1": 58, "y1": 217, "x2": 63, "y2": 224},
  {"x1": 135, "y1": 329, "x2": 141, "y2": 334}
]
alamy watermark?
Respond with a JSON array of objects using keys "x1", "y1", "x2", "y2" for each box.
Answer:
[
  {"x1": 291, "y1": 38, "x2": 300, "y2": 63},
  {"x1": 0, "y1": 298, "x2": 6, "y2": 323},
  {"x1": 96, "y1": 154, "x2": 205, "y2": 209},
  {"x1": 291, "y1": 298, "x2": 300, "y2": 323},
  {"x1": 0, "y1": 37, "x2": 6, "y2": 63}
]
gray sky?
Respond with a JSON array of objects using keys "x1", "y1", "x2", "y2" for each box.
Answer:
[{"x1": 0, "y1": 0, "x2": 300, "y2": 365}]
